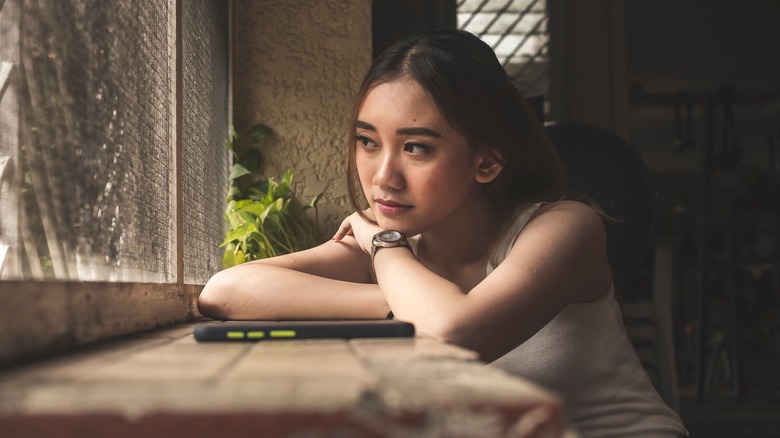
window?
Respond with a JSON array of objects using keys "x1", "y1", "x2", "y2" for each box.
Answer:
[
  {"x1": 0, "y1": 0, "x2": 229, "y2": 362},
  {"x1": 457, "y1": 0, "x2": 549, "y2": 104}
]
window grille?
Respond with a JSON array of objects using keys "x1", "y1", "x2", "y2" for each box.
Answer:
[
  {"x1": 457, "y1": 0, "x2": 549, "y2": 100},
  {"x1": 0, "y1": 0, "x2": 229, "y2": 284}
]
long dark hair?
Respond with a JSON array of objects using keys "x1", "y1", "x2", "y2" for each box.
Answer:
[{"x1": 347, "y1": 29, "x2": 569, "y2": 263}]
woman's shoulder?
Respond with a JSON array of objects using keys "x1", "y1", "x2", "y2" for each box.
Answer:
[
  {"x1": 517, "y1": 199, "x2": 605, "y2": 233},
  {"x1": 529, "y1": 199, "x2": 606, "y2": 238},
  {"x1": 535, "y1": 198, "x2": 602, "y2": 216},
  {"x1": 491, "y1": 199, "x2": 606, "y2": 269}
]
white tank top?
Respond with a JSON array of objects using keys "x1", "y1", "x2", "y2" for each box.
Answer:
[{"x1": 487, "y1": 204, "x2": 688, "y2": 437}]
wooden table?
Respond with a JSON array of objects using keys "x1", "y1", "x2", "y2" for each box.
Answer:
[{"x1": 0, "y1": 320, "x2": 571, "y2": 437}]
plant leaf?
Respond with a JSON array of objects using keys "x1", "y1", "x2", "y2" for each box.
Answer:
[
  {"x1": 271, "y1": 198, "x2": 284, "y2": 212},
  {"x1": 227, "y1": 185, "x2": 242, "y2": 201},
  {"x1": 238, "y1": 210, "x2": 257, "y2": 226},
  {"x1": 274, "y1": 168, "x2": 292, "y2": 197},
  {"x1": 258, "y1": 204, "x2": 272, "y2": 223},
  {"x1": 263, "y1": 177, "x2": 277, "y2": 205},
  {"x1": 281, "y1": 168, "x2": 293, "y2": 186},
  {"x1": 222, "y1": 248, "x2": 246, "y2": 268},
  {"x1": 222, "y1": 222, "x2": 257, "y2": 245},
  {"x1": 248, "y1": 123, "x2": 273, "y2": 144},
  {"x1": 229, "y1": 164, "x2": 251, "y2": 181},
  {"x1": 305, "y1": 192, "x2": 322, "y2": 209},
  {"x1": 233, "y1": 199, "x2": 254, "y2": 210},
  {"x1": 225, "y1": 211, "x2": 243, "y2": 230},
  {"x1": 246, "y1": 187, "x2": 265, "y2": 201},
  {"x1": 240, "y1": 202, "x2": 268, "y2": 217},
  {"x1": 254, "y1": 179, "x2": 269, "y2": 193},
  {"x1": 241, "y1": 149, "x2": 262, "y2": 172},
  {"x1": 226, "y1": 127, "x2": 238, "y2": 157}
]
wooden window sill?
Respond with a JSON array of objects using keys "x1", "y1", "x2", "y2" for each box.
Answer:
[
  {"x1": 0, "y1": 281, "x2": 202, "y2": 365},
  {"x1": 0, "y1": 320, "x2": 569, "y2": 437}
]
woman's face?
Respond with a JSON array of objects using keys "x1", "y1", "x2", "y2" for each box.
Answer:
[{"x1": 355, "y1": 78, "x2": 489, "y2": 235}]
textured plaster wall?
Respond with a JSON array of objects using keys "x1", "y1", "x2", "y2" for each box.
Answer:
[{"x1": 233, "y1": 0, "x2": 371, "y2": 238}]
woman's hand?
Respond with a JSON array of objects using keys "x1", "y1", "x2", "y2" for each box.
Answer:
[{"x1": 333, "y1": 210, "x2": 382, "y2": 255}]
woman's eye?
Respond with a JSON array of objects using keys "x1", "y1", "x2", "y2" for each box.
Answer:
[
  {"x1": 355, "y1": 135, "x2": 377, "y2": 149},
  {"x1": 403, "y1": 143, "x2": 430, "y2": 155}
]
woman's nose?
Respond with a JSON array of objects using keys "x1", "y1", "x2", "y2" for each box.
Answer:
[{"x1": 373, "y1": 152, "x2": 405, "y2": 190}]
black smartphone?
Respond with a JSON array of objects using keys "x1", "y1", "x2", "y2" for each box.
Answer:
[{"x1": 193, "y1": 319, "x2": 415, "y2": 342}]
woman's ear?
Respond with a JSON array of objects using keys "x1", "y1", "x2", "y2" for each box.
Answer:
[{"x1": 475, "y1": 153, "x2": 503, "y2": 183}]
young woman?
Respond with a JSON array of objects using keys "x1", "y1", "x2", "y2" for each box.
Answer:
[{"x1": 199, "y1": 29, "x2": 687, "y2": 437}]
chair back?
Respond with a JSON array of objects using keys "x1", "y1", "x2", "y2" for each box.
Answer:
[{"x1": 544, "y1": 122, "x2": 657, "y2": 293}]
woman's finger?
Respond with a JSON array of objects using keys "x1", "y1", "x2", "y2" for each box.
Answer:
[{"x1": 332, "y1": 218, "x2": 353, "y2": 241}]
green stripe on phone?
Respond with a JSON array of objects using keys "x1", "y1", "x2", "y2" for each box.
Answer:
[{"x1": 270, "y1": 330, "x2": 296, "y2": 338}]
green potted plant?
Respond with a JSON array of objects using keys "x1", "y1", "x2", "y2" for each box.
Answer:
[{"x1": 221, "y1": 123, "x2": 322, "y2": 268}]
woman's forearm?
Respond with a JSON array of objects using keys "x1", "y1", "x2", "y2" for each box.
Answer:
[
  {"x1": 198, "y1": 263, "x2": 389, "y2": 321},
  {"x1": 372, "y1": 248, "x2": 468, "y2": 338}
]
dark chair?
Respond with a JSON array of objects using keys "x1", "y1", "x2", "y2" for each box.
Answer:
[
  {"x1": 544, "y1": 121, "x2": 656, "y2": 289},
  {"x1": 544, "y1": 121, "x2": 680, "y2": 413}
]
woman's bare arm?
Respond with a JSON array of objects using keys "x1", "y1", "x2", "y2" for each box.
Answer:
[
  {"x1": 368, "y1": 201, "x2": 613, "y2": 361},
  {"x1": 198, "y1": 236, "x2": 389, "y2": 320}
]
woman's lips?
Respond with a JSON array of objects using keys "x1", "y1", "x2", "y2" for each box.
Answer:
[{"x1": 375, "y1": 198, "x2": 413, "y2": 216}]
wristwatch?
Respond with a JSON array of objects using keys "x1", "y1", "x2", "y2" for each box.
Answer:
[{"x1": 371, "y1": 230, "x2": 411, "y2": 261}]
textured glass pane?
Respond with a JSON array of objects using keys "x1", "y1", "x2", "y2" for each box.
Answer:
[
  {"x1": 0, "y1": 1, "x2": 22, "y2": 278},
  {"x1": 181, "y1": 0, "x2": 229, "y2": 285},
  {"x1": 4, "y1": 0, "x2": 174, "y2": 281}
]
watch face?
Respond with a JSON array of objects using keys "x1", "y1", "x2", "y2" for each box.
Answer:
[{"x1": 377, "y1": 230, "x2": 403, "y2": 243}]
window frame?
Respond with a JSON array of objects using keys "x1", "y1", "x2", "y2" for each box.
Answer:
[{"x1": 0, "y1": 0, "x2": 231, "y2": 365}]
